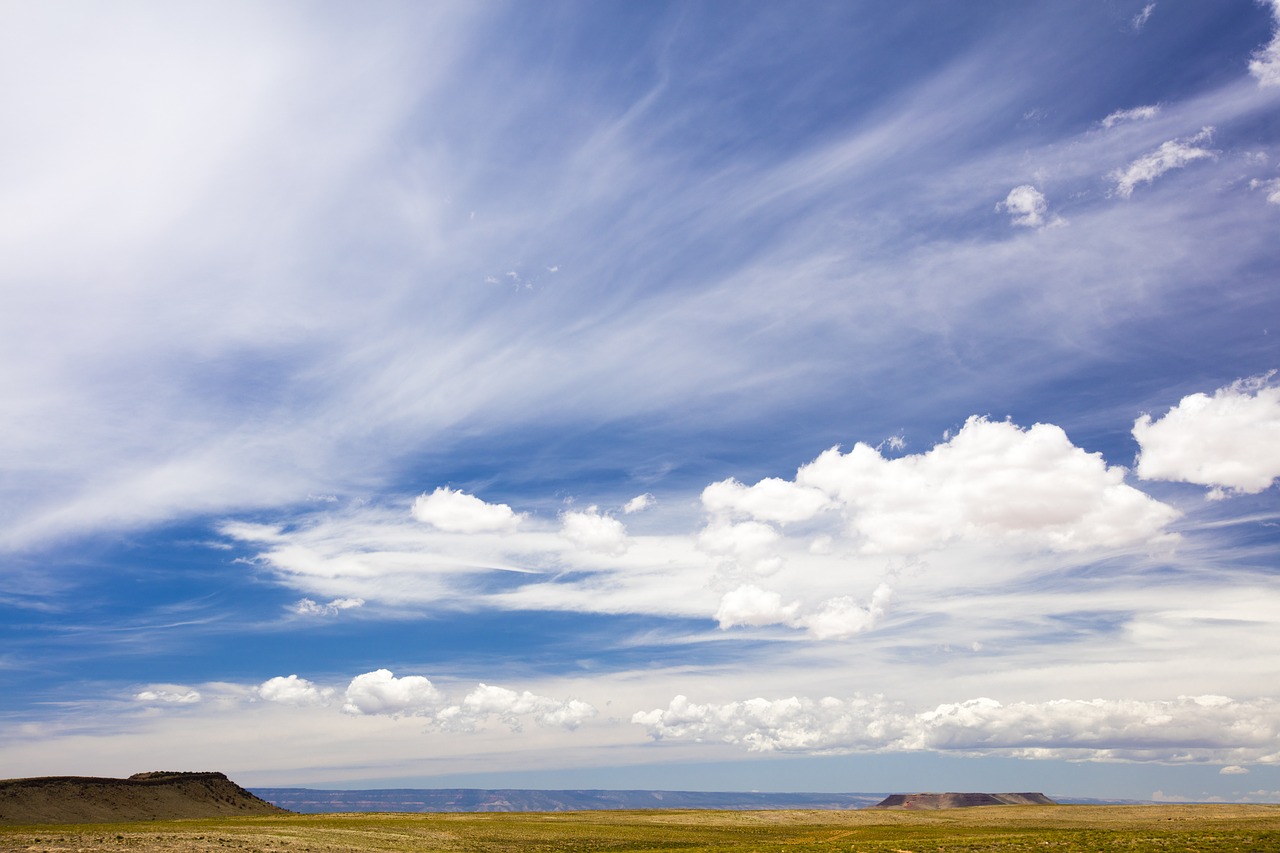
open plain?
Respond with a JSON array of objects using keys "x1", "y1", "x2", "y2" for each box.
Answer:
[{"x1": 2, "y1": 804, "x2": 1279, "y2": 853}]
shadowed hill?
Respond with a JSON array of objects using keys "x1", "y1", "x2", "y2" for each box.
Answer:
[
  {"x1": 0, "y1": 771, "x2": 289, "y2": 824},
  {"x1": 873, "y1": 792, "x2": 1057, "y2": 809}
]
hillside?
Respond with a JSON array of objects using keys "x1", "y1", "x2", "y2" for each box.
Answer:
[
  {"x1": 0, "y1": 771, "x2": 289, "y2": 825},
  {"x1": 872, "y1": 792, "x2": 1057, "y2": 809}
]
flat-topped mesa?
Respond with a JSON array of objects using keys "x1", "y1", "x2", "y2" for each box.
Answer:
[
  {"x1": 0, "y1": 771, "x2": 289, "y2": 824},
  {"x1": 872, "y1": 792, "x2": 1057, "y2": 809}
]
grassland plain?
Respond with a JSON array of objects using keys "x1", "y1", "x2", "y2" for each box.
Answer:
[{"x1": 2, "y1": 804, "x2": 1279, "y2": 853}]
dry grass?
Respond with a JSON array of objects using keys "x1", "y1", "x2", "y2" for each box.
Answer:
[{"x1": 2, "y1": 804, "x2": 1279, "y2": 852}]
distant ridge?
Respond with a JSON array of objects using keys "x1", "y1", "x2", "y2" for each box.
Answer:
[
  {"x1": 251, "y1": 788, "x2": 889, "y2": 813},
  {"x1": 0, "y1": 772, "x2": 288, "y2": 825},
  {"x1": 872, "y1": 792, "x2": 1057, "y2": 809}
]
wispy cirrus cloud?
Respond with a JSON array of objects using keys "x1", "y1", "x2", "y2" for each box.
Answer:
[{"x1": 1109, "y1": 128, "x2": 1217, "y2": 197}]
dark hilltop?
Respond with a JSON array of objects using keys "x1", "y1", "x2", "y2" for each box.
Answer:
[{"x1": 0, "y1": 771, "x2": 288, "y2": 825}]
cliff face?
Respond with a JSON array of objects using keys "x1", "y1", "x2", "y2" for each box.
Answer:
[
  {"x1": 872, "y1": 792, "x2": 1057, "y2": 809},
  {"x1": 0, "y1": 771, "x2": 289, "y2": 825}
]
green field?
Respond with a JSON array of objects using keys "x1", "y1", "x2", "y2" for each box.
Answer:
[{"x1": 3, "y1": 804, "x2": 1279, "y2": 852}]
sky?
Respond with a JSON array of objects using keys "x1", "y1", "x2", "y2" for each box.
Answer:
[{"x1": 3, "y1": 0, "x2": 1280, "y2": 805}]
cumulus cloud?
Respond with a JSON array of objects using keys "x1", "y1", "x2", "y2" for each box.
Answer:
[
  {"x1": 1109, "y1": 128, "x2": 1216, "y2": 197},
  {"x1": 714, "y1": 583, "x2": 892, "y2": 639},
  {"x1": 451, "y1": 683, "x2": 597, "y2": 731},
  {"x1": 702, "y1": 477, "x2": 833, "y2": 524},
  {"x1": 996, "y1": 185, "x2": 1060, "y2": 228},
  {"x1": 1133, "y1": 374, "x2": 1280, "y2": 496},
  {"x1": 339, "y1": 669, "x2": 595, "y2": 731},
  {"x1": 411, "y1": 488, "x2": 523, "y2": 533},
  {"x1": 292, "y1": 596, "x2": 364, "y2": 616},
  {"x1": 799, "y1": 584, "x2": 893, "y2": 640},
  {"x1": 342, "y1": 669, "x2": 443, "y2": 716},
  {"x1": 1251, "y1": 0, "x2": 1280, "y2": 87},
  {"x1": 697, "y1": 519, "x2": 783, "y2": 577},
  {"x1": 134, "y1": 687, "x2": 202, "y2": 705},
  {"x1": 1101, "y1": 104, "x2": 1160, "y2": 128},
  {"x1": 714, "y1": 584, "x2": 799, "y2": 629},
  {"x1": 793, "y1": 416, "x2": 1178, "y2": 554},
  {"x1": 560, "y1": 506, "x2": 628, "y2": 555},
  {"x1": 1220, "y1": 765, "x2": 1250, "y2": 775},
  {"x1": 623, "y1": 493, "x2": 654, "y2": 514},
  {"x1": 257, "y1": 674, "x2": 332, "y2": 706},
  {"x1": 633, "y1": 693, "x2": 1280, "y2": 763}
]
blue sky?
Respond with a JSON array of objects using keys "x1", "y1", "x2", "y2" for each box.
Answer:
[{"x1": 4, "y1": 0, "x2": 1280, "y2": 804}]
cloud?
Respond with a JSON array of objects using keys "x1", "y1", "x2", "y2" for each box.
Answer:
[
  {"x1": 1132, "y1": 3, "x2": 1156, "y2": 32},
  {"x1": 799, "y1": 584, "x2": 893, "y2": 640},
  {"x1": 134, "y1": 687, "x2": 201, "y2": 705},
  {"x1": 452, "y1": 683, "x2": 597, "y2": 731},
  {"x1": 1250, "y1": 177, "x2": 1280, "y2": 204},
  {"x1": 1134, "y1": 374, "x2": 1280, "y2": 496},
  {"x1": 714, "y1": 583, "x2": 891, "y2": 640},
  {"x1": 1220, "y1": 765, "x2": 1250, "y2": 775},
  {"x1": 714, "y1": 585, "x2": 799, "y2": 629},
  {"x1": 292, "y1": 597, "x2": 364, "y2": 616},
  {"x1": 1109, "y1": 127, "x2": 1216, "y2": 197},
  {"x1": 1101, "y1": 104, "x2": 1160, "y2": 128},
  {"x1": 632, "y1": 694, "x2": 907, "y2": 753},
  {"x1": 633, "y1": 693, "x2": 1280, "y2": 763},
  {"x1": 1251, "y1": 0, "x2": 1280, "y2": 87},
  {"x1": 411, "y1": 488, "x2": 523, "y2": 533},
  {"x1": 559, "y1": 506, "x2": 628, "y2": 555},
  {"x1": 623, "y1": 493, "x2": 654, "y2": 514},
  {"x1": 257, "y1": 674, "x2": 332, "y2": 706},
  {"x1": 996, "y1": 185, "x2": 1056, "y2": 228},
  {"x1": 342, "y1": 669, "x2": 443, "y2": 717},
  {"x1": 697, "y1": 519, "x2": 784, "y2": 577},
  {"x1": 793, "y1": 416, "x2": 1178, "y2": 554},
  {"x1": 339, "y1": 670, "x2": 596, "y2": 731},
  {"x1": 702, "y1": 477, "x2": 833, "y2": 524}
]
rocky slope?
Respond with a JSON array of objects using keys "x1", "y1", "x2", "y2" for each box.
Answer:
[
  {"x1": 0, "y1": 771, "x2": 288, "y2": 824},
  {"x1": 872, "y1": 792, "x2": 1057, "y2": 809}
]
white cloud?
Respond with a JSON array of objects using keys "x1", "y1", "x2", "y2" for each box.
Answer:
[
  {"x1": 701, "y1": 477, "x2": 833, "y2": 524},
  {"x1": 714, "y1": 584, "x2": 799, "y2": 629},
  {"x1": 292, "y1": 596, "x2": 364, "y2": 616},
  {"x1": 996, "y1": 185, "x2": 1054, "y2": 228},
  {"x1": 336, "y1": 670, "x2": 596, "y2": 732},
  {"x1": 257, "y1": 674, "x2": 332, "y2": 706},
  {"x1": 799, "y1": 584, "x2": 893, "y2": 640},
  {"x1": 454, "y1": 683, "x2": 597, "y2": 731},
  {"x1": 560, "y1": 506, "x2": 628, "y2": 555},
  {"x1": 623, "y1": 493, "x2": 654, "y2": 514},
  {"x1": 714, "y1": 583, "x2": 892, "y2": 639},
  {"x1": 697, "y1": 519, "x2": 783, "y2": 577},
  {"x1": 1134, "y1": 374, "x2": 1280, "y2": 495},
  {"x1": 795, "y1": 416, "x2": 1179, "y2": 554},
  {"x1": 1101, "y1": 104, "x2": 1160, "y2": 128},
  {"x1": 1250, "y1": 177, "x2": 1280, "y2": 204},
  {"x1": 1109, "y1": 127, "x2": 1216, "y2": 197},
  {"x1": 411, "y1": 487, "x2": 523, "y2": 533},
  {"x1": 341, "y1": 669, "x2": 443, "y2": 717},
  {"x1": 1220, "y1": 765, "x2": 1250, "y2": 775},
  {"x1": 1132, "y1": 3, "x2": 1156, "y2": 32},
  {"x1": 634, "y1": 693, "x2": 1280, "y2": 763},
  {"x1": 1251, "y1": 0, "x2": 1280, "y2": 87},
  {"x1": 135, "y1": 687, "x2": 201, "y2": 705}
]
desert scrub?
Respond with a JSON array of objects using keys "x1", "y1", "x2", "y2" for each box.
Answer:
[{"x1": 0, "y1": 805, "x2": 1278, "y2": 852}]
